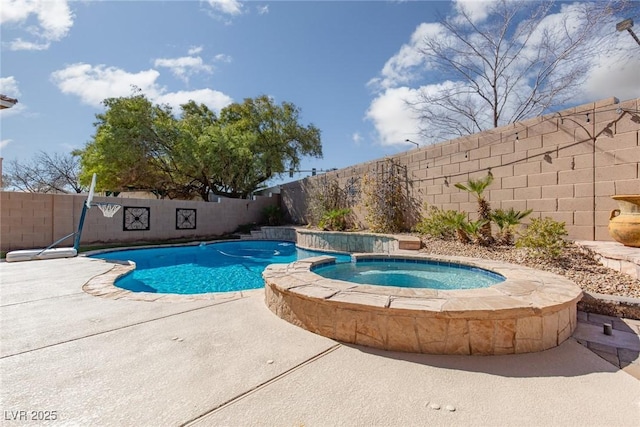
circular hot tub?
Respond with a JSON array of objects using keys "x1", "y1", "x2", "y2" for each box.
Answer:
[
  {"x1": 263, "y1": 253, "x2": 583, "y2": 355},
  {"x1": 312, "y1": 256, "x2": 505, "y2": 290}
]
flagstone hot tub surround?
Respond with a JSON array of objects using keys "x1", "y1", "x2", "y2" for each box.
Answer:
[{"x1": 263, "y1": 254, "x2": 583, "y2": 355}]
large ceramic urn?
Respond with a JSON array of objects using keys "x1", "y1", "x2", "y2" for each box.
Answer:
[{"x1": 609, "y1": 195, "x2": 640, "y2": 247}]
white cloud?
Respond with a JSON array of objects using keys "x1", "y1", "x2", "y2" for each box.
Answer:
[
  {"x1": 6, "y1": 38, "x2": 50, "y2": 51},
  {"x1": 368, "y1": 22, "x2": 443, "y2": 91},
  {"x1": 0, "y1": 105, "x2": 24, "y2": 118},
  {"x1": 51, "y1": 64, "x2": 162, "y2": 107},
  {"x1": 50, "y1": 63, "x2": 233, "y2": 113},
  {"x1": 0, "y1": 139, "x2": 13, "y2": 150},
  {"x1": 0, "y1": 76, "x2": 22, "y2": 97},
  {"x1": 0, "y1": 76, "x2": 25, "y2": 117},
  {"x1": 188, "y1": 46, "x2": 204, "y2": 55},
  {"x1": 156, "y1": 89, "x2": 232, "y2": 112},
  {"x1": 452, "y1": 0, "x2": 491, "y2": 24},
  {"x1": 519, "y1": 3, "x2": 585, "y2": 59},
  {"x1": 257, "y1": 5, "x2": 269, "y2": 15},
  {"x1": 154, "y1": 56, "x2": 213, "y2": 83},
  {"x1": 365, "y1": 87, "x2": 422, "y2": 146},
  {"x1": 37, "y1": 0, "x2": 74, "y2": 40},
  {"x1": 520, "y1": 2, "x2": 640, "y2": 103},
  {"x1": 207, "y1": 0, "x2": 243, "y2": 16},
  {"x1": 1, "y1": 0, "x2": 74, "y2": 51},
  {"x1": 582, "y1": 50, "x2": 640, "y2": 101},
  {"x1": 352, "y1": 132, "x2": 363, "y2": 145},
  {"x1": 214, "y1": 53, "x2": 233, "y2": 63}
]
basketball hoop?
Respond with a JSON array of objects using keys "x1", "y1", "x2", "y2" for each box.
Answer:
[{"x1": 94, "y1": 202, "x2": 122, "y2": 218}]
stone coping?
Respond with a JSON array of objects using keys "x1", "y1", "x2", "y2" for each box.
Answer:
[
  {"x1": 81, "y1": 259, "x2": 259, "y2": 302},
  {"x1": 263, "y1": 253, "x2": 584, "y2": 355}
]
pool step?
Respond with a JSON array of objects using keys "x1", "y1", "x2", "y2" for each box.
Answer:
[{"x1": 237, "y1": 230, "x2": 266, "y2": 240}]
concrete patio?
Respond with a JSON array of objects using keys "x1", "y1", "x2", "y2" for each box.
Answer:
[{"x1": 1, "y1": 256, "x2": 639, "y2": 426}]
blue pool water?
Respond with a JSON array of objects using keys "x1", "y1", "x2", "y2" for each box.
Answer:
[
  {"x1": 313, "y1": 258, "x2": 504, "y2": 290},
  {"x1": 90, "y1": 240, "x2": 351, "y2": 294}
]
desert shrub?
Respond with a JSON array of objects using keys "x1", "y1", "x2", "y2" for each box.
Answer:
[
  {"x1": 415, "y1": 206, "x2": 464, "y2": 241},
  {"x1": 262, "y1": 205, "x2": 283, "y2": 226},
  {"x1": 318, "y1": 208, "x2": 352, "y2": 231},
  {"x1": 516, "y1": 217, "x2": 568, "y2": 258}
]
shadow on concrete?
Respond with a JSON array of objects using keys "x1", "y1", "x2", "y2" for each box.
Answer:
[{"x1": 342, "y1": 338, "x2": 623, "y2": 379}]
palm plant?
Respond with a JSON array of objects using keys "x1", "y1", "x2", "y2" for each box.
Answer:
[
  {"x1": 461, "y1": 219, "x2": 489, "y2": 245},
  {"x1": 447, "y1": 211, "x2": 471, "y2": 244},
  {"x1": 454, "y1": 174, "x2": 494, "y2": 244},
  {"x1": 490, "y1": 208, "x2": 533, "y2": 245}
]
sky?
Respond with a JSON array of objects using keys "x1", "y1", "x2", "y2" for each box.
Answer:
[{"x1": 1, "y1": 0, "x2": 639, "y2": 188}]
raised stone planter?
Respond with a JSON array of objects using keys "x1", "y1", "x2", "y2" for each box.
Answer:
[
  {"x1": 296, "y1": 228, "x2": 421, "y2": 253},
  {"x1": 251, "y1": 226, "x2": 298, "y2": 242},
  {"x1": 243, "y1": 227, "x2": 421, "y2": 253},
  {"x1": 263, "y1": 254, "x2": 583, "y2": 355}
]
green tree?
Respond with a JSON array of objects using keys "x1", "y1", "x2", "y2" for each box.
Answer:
[
  {"x1": 76, "y1": 93, "x2": 322, "y2": 200},
  {"x1": 75, "y1": 93, "x2": 178, "y2": 195},
  {"x1": 216, "y1": 95, "x2": 323, "y2": 198},
  {"x1": 172, "y1": 101, "x2": 227, "y2": 200}
]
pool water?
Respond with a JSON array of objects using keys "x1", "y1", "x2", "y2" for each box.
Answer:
[
  {"x1": 313, "y1": 259, "x2": 504, "y2": 290},
  {"x1": 90, "y1": 240, "x2": 351, "y2": 294}
]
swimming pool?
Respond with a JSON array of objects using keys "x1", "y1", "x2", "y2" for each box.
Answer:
[
  {"x1": 90, "y1": 240, "x2": 351, "y2": 294},
  {"x1": 312, "y1": 258, "x2": 504, "y2": 289}
]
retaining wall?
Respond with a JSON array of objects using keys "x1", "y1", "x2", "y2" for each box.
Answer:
[{"x1": 247, "y1": 226, "x2": 421, "y2": 252}]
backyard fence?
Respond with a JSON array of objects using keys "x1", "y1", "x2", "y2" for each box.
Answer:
[
  {"x1": 2, "y1": 97, "x2": 638, "y2": 251},
  {"x1": 281, "y1": 97, "x2": 640, "y2": 242},
  {"x1": 0, "y1": 192, "x2": 278, "y2": 252}
]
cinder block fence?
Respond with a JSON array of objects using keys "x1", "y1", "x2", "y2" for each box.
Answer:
[
  {"x1": 281, "y1": 97, "x2": 640, "y2": 241},
  {"x1": 0, "y1": 192, "x2": 278, "y2": 252},
  {"x1": 1, "y1": 97, "x2": 638, "y2": 252}
]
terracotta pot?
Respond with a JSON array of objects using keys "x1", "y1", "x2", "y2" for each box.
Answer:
[{"x1": 609, "y1": 195, "x2": 640, "y2": 247}]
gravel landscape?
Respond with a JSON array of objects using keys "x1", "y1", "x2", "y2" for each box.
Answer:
[{"x1": 418, "y1": 237, "x2": 640, "y2": 299}]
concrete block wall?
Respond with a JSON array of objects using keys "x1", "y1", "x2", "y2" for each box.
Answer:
[
  {"x1": 0, "y1": 192, "x2": 278, "y2": 252},
  {"x1": 281, "y1": 97, "x2": 640, "y2": 242}
]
